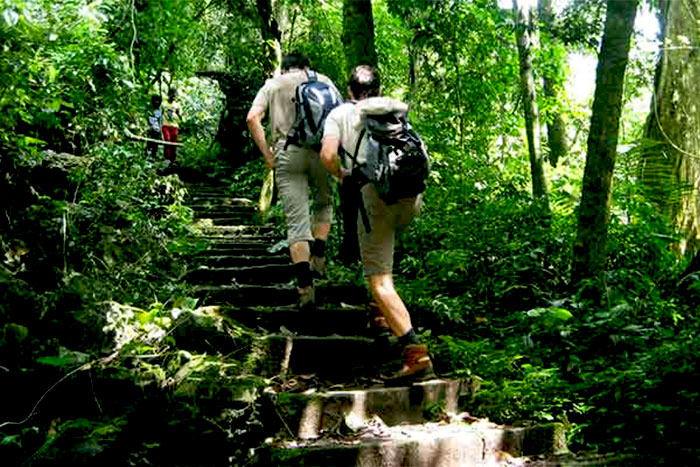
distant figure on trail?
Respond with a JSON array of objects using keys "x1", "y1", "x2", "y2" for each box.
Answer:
[
  {"x1": 320, "y1": 65, "x2": 434, "y2": 383},
  {"x1": 246, "y1": 53, "x2": 342, "y2": 310},
  {"x1": 162, "y1": 87, "x2": 181, "y2": 165},
  {"x1": 146, "y1": 94, "x2": 163, "y2": 159}
]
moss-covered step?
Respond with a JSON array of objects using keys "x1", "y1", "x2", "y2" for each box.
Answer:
[
  {"x1": 271, "y1": 380, "x2": 469, "y2": 439},
  {"x1": 256, "y1": 421, "x2": 567, "y2": 466}
]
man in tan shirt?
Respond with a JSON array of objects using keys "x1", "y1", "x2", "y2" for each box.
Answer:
[
  {"x1": 320, "y1": 65, "x2": 434, "y2": 382},
  {"x1": 247, "y1": 54, "x2": 341, "y2": 309}
]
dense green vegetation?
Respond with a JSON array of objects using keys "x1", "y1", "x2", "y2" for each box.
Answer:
[{"x1": 2, "y1": 0, "x2": 699, "y2": 465}]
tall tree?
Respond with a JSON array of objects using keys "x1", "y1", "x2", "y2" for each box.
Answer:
[
  {"x1": 538, "y1": 0, "x2": 569, "y2": 167},
  {"x1": 513, "y1": 0, "x2": 549, "y2": 205},
  {"x1": 571, "y1": 0, "x2": 639, "y2": 294},
  {"x1": 342, "y1": 0, "x2": 378, "y2": 73},
  {"x1": 256, "y1": 0, "x2": 281, "y2": 75},
  {"x1": 642, "y1": 0, "x2": 700, "y2": 256}
]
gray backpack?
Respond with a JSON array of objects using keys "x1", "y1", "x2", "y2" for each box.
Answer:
[
  {"x1": 349, "y1": 110, "x2": 430, "y2": 205},
  {"x1": 286, "y1": 70, "x2": 342, "y2": 149}
]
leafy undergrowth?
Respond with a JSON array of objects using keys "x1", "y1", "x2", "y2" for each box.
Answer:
[
  {"x1": 392, "y1": 155, "x2": 700, "y2": 461},
  {"x1": 3, "y1": 140, "x2": 700, "y2": 465},
  {"x1": 0, "y1": 144, "x2": 273, "y2": 466}
]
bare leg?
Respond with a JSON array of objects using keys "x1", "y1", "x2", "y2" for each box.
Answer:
[
  {"x1": 290, "y1": 240, "x2": 310, "y2": 263},
  {"x1": 367, "y1": 273, "x2": 412, "y2": 336}
]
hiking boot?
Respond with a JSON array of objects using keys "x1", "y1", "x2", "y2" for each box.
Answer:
[
  {"x1": 384, "y1": 343, "x2": 435, "y2": 385},
  {"x1": 310, "y1": 255, "x2": 326, "y2": 279},
  {"x1": 297, "y1": 285, "x2": 315, "y2": 311}
]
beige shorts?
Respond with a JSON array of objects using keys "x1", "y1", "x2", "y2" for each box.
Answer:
[
  {"x1": 275, "y1": 142, "x2": 332, "y2": 244},
  {"x1": 358, "y1": 184, "x2": 420, "y2": 277}
]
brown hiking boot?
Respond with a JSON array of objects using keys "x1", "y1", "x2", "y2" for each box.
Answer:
[{"x1": 384, "y1": 343, "x2": 435, "y2": 385}]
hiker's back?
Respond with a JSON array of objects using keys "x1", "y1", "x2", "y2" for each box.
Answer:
[
  {"x1": 344, "y1": 97, "x2": 430, "y2": 204},
  {"x1": 287, "y1": 70, "x2": 342, "y2": 149}
]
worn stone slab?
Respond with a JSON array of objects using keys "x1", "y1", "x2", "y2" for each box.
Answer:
[
  {"x1": 199, "y1": 235, "x2": 279, "y2": 244},
  {"x1": 195, "y1": 284, "x2": 368, "y2": 308},
  {"x1": 195, "y1": 284, "x2": 298, "y2": 307},
  {"x1": 195, "y1": 255, "x2": 290, "y2": 268},
  {"x1": 253, "y1": 334, "x2": 382, "y2": 379},
  {"x1": 187, "y1": 264, "x2": 295, "y2": 285},
  {"x1": 188, "y1": 196, "x2": 255, "y2": 207},
  {"x1": 273, "y1": 380, "x2": 463, "y2": 439},
  {"x1": 258, "y1": 422, "x2": 567, "y2": 466},
  {"x1": 190, "y1": 205, "x2": 256, "y2": 215},
  {"x1": 222, "y1": 305, "x2": 371, "y2": 335},
  {"x1": 193, "y1": 224, "x2": 277, "y2": 236},
  {"x1": 197, "y1": 246, "x2": 283, "y2": 257},
  {"x1": 206, "y1": 216, "x2": 260, "y2": 226},
  {"x1": 192, "y1": 208, "x2": 256, "y2": 217}
]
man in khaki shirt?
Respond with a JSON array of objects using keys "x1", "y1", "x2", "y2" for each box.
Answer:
[
  {"x1": 320, "y1": 65, "x2": 434, "y2": 382},
  {"x1": 246, "y1": 53, "x2": 340, "y2": 309}
]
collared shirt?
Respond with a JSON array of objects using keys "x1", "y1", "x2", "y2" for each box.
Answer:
[{"x1": 250, "y1": 69, "x2": 340, "y2": 145}]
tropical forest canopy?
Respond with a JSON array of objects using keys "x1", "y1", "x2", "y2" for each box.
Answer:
[{"x1": 2, "y1": 0, "x2": 700, "y2": 464}]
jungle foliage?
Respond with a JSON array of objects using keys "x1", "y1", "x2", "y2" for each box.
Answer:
[{"x1": 1, "y1": 0, "x2": 699, "y2": 465}]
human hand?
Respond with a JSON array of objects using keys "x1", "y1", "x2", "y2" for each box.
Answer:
[{"x1": 264, "y1": 149, "x2": 276, "y2": 169}]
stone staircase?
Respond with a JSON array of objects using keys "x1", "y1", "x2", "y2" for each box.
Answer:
[{"x1": 184, "y1": 180, "x2": 567, "y2": 466}]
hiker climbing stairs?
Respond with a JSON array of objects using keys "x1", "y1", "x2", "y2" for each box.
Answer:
[{"x1": 184, "y1": 180, "x2": 567, "y2": 466}]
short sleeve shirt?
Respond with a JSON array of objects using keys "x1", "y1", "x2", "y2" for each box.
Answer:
[
  {"x1": 250, "y1": 69, "x2": 340, "y2": 145},
  {"x1": 323, "y1": 97, "x2": 409, "y2": 167},
  {"x1": 323, "y1": 102, "x2": 366, "y2": 166}
]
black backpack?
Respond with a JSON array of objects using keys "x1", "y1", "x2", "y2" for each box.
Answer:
[
  {"x1": 286, "y1": 70, "x2": 342, "y2": 149},
  {"x1": 348, "y1": 110, "x2": 430, "y2": 205}
]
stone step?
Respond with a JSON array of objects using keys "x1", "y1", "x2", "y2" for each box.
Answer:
[
  {"x1": 187, "y1": 264, "x2": 295, "y2": 285},
  {"x1": 201, "y1": 241, "x2": 280, "y2": 251},
  {"x1": 200, "y1": 235, "x2": 279, "y2": 243},
  {"x1": 223, "y1": 305, "x2": 371, "y2": 335},
  {"x1": 194, "y1": 216, "x2": 260, "y2": 226},
  {"x1": 193, "y1": 224, "x2": 277, "y2": 236},
  {"x1": 195, "y1": 284, "x2": 367, "y2": 308},
  {"x1": 189, "y1": 194, "x2": 253, "y2": 203},
  {"x1": 253, "y1": 334, "x2": 385, "y2": 379},
  {"x1": 190, "y1": 207, "x2": 257, "y2": 218},
  {"x1": 272, "y1": 380, "x2": 467, "y2": 439},
  {"x1": 257, "y1": 422, "x2": 567, "y2": 466},
  {"x1": 197, "y1": 246, "x2": 281, "y2": 257},
  {"x1": 187, "y1": 187, "x2": 233, "y2": 195},
  {"x1": 196, "y1": 255, "x2": 290, "y2": 268}
]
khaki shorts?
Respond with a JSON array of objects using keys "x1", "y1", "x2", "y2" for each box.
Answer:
[
  {"x1": 358, "y1": 184, "x2": 420, "y2": 277},
  {"x1": 275, "y1": 142, "x2": 332, "y2": 244}
]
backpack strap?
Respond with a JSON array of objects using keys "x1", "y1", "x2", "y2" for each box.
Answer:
[
  {"x1": 306, "y1": 69, "x2": 318, "y2": 82},
  {"x1": 342, "y1": 127, "x2": 366, "y2": 169}
]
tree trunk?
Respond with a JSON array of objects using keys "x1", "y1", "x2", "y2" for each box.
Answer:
[
  {"x1": 342, "y1": 0, "x2": 378, "y2": 74},
  {"x1": 642, "y1": 0, "x2": 700, "y2": 256},
  {"x1": 256, "y1": 0, "x2": 281, "y2": 75},
  {"x1": 538, "y1": 0, "x2": 569, "y2": 167},
  {"x1": 513, "y1": 0, "x2": 549, "y2": 206},
  {"x1": 571, "y1": 0, "x2": 639, "y2": 294}
]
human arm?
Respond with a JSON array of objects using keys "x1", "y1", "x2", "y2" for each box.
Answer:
[
  {"x1": 320, "y1": 136, "x2": 346, "y2": 181},
  {"x1": 246, "y1": 105, "x2": 276, "y2": 169}
]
